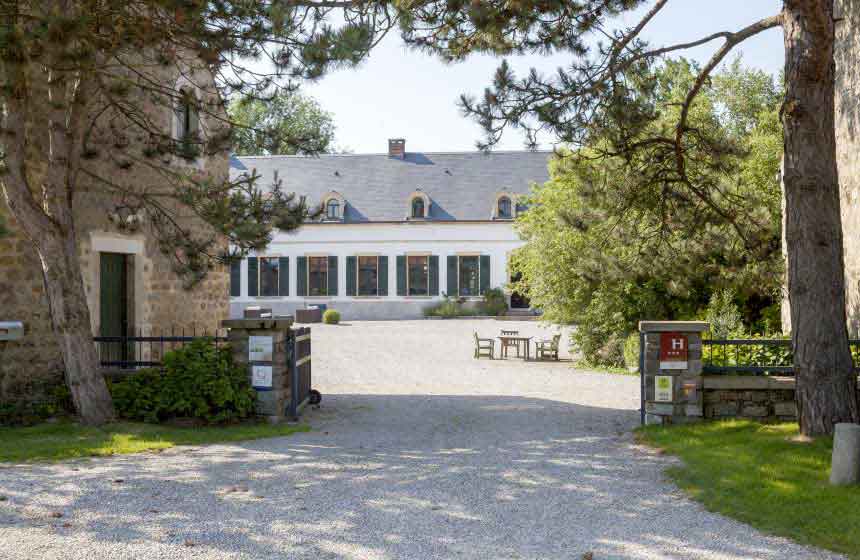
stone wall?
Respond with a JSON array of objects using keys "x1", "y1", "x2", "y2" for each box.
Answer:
[
  {"x1": 0, "y1": 62, "x2": 229, "y2": 406},
  {"x1": 703, "y1": 376, "x2": 860, "y2": 422}
]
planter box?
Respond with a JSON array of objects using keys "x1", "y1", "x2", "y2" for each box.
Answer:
[{"x1": 295, "y1": 308, "x2": 322, "y2": 323}]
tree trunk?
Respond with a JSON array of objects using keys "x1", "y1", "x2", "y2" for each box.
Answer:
[
  {"x1": 38, "y1": 228, "x2": 115, "y2": 426},
  {"x1": 783, "y1": 0, "x2": 860, "y2": 436}
]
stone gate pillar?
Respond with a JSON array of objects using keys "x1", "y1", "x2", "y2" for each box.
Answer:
[
  {"x1": 221, "y1": 318, "x2": 294, "y2": 423},
  {"x1": 639, "y1": 321, "x2": 709, "y2": 425}
]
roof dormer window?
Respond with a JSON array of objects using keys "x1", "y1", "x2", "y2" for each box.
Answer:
[
  {"x1": 497, "y1": 196, "x2": 512, "y2": 219},
  {"x1": 407, "y1": 190, "x2": 431, "y2": 220},
  {"x1": 411, "y1": 197, "x2": 425, "y2": 219},
  {"x1": 321, "y1": 191, "x2": 345, "y2": 221},
  {"x1": 326, "y1": 199, "x2": 340, "y2": 220}
]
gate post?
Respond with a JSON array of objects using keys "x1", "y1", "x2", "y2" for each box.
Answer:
[
  {"x1": 639, "y1": 321, "x2": 709, "y2": 425},
  {"x1": 222, "y1": 318, "x2": 294, "y2": 423}
]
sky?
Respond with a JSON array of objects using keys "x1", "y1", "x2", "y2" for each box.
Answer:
[{"x1": 303, "y1": 1, "x2": 785, "y2": 154}]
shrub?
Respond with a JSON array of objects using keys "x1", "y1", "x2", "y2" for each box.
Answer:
[
  {"x1": 110, "y1": 339, "x2": 254, "y2": 424},
  {"x1": 322, "y1": 309, "x2": 341, "y2": 324},
  {"x1": 424, "y1": 296, "x2": 471, "y2": 317},
  {"x1": 706, "y1": 289, "x2": 743, "y2": 339},
  {"x1": 623, "y1": 333, "x2": 640, "y2": 369},
  {"x1": 479, "y1": 287, "x2": 508, "y2": 316}
]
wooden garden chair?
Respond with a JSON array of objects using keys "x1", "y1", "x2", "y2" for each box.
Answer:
[
  {"x1": 500, "y1": 329, "x2": 521, "y2": 358},
  {"x1": 536, "y1": 334, "x2": 561, "y2": 361},
  {"x1": 474, "y1": 332, "x2": 495, "y2": 359}
]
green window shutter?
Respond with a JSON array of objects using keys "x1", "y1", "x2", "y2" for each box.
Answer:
[
  {"x1": 328, "y1": 256, "x2": 338, "y2": 296},
  {"x1": 279, "y1": 257, "x2": 289, "y2": 296},
  {"x1": 396, "y1": 256, "x2": 407, "y2": 296},
  {"x1": 230, "y1": 261, "x2": 241, "y2": 297},
  {"x1": 378, "y1": 256, "x2": 389, "y2": 296},
  {"x1": 480, "y1": 255, "x2": 491, "y2": 295},
  {"x1": 429, "y1": 255, "x2": 439, "y2": 296},
  {"x1": 297, "y1": 257, "x2": 307, "y2": 297},
  {"x1": 247, "y1": 257, "x2": 258, "y2": 297},
  {"x1": 446, "y1": 256, "x2": 458, "y2": 297},
  {"x1": 346, "y1": 256, "x2": 357, "y2": 296}
]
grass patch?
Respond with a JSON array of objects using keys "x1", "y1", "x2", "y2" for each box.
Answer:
[
  {"x1": 0, "y1": 420, "x2": 309, "y2": 463},
  {"x1": 576, "y1": 362, "x2": 638, "y2": 376},
  {"x1": 637, "y1": 420, "x2": 860, "y2": 558}
]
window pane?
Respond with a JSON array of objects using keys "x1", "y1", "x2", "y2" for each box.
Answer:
[
  {"x1": 358, "y1": 256, "x2": 378, "y2": 296},
  {"x1": 308, "y1": 256, "x2": 328, "y2": 296},
  {"x1": 458, "y1": 256, "x2": 479, "y2": 296},
  {"x1": 260, "y1": 258, "x2": 279, "y2": 297},
  {"x1": 327, "y1": 200, "x2": 339, "y2": 219},
  {"x1": 412, "y1": 198, "x2": 424, "y2": 218},
  {"x1": 407, "y1": 256, "x2": 428, "y2": 296},
  {"x1": 498, "y1": 197, "x2": 512, "y2": 218}
]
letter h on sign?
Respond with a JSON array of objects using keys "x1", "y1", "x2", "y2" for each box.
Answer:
[{"x1": 660, "y1": 332, "x2": 688, "y2": 370}]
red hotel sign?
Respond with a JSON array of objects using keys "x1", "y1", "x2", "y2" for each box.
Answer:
[{"x1": 660, "y1": 332, "x2": 688, "y2": 370}]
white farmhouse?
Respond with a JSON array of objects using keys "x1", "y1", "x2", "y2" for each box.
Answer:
[{"x1": 228, "y1": 139, "x2": 551, "y2": 320}]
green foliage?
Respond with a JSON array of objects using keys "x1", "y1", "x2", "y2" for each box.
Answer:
[
  {"x1": 424, "y1": 295, "x2": 474, "y2": 318},
  {"x1": 638, "y1": 421, "x2": 860, "y2": 558},
  {"x1": 510, "y1": 59, "x2": 783, "y2": 366},
  {"x1": 479, "y1": 288, "x2": 508, "y2": 316},
  {"x1": 110, "y1": 340, "x2": 254, "y2": 424},
  {"x1": 229, "y1": 90, "x2": 337, "y2": 156},
  {"x1": 706, "y1": 289, "x2": 744, "y2": 339},
  {"x1": 623, "y1": 334, "x2": 640, "y2": 369},
  {"x1": 0, "y1": 420, "x2": 309, "y2": 463},
  {"x1": 424, "y1": 290, "x2": 509, "y2": 317},
  {"x1": 322, "y1": 309, "x2": 341, "y2": 324}
]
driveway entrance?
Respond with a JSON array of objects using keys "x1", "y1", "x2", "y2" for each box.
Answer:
[{"x1": 0, "y1": 320, "x2": 841, "y2": 559}]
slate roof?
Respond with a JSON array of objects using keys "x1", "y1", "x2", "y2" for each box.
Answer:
[{"x1": 229, "y1": 150, "x2": 552, "y2": 222}]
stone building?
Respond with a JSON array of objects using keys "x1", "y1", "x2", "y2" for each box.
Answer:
[{"x1": 0, "y1": 66, "x2": 230, "y2": 406}]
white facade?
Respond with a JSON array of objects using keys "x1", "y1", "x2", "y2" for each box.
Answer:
[{"x1": 229, "y1": 221, "x2": 525, "y2": 320}]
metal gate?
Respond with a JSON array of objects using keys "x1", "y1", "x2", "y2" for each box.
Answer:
[{"x1": 286, "y1": 327, "x2": 315, "y2": 419}]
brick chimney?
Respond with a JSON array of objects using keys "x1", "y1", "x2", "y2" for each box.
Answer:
[{"x1": 388, "y1": 138, "x2": 406, "y2": 159}]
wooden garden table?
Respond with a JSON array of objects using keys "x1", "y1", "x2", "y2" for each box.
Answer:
[{"x1": 498, "y1": 335, "x2": 533, "y2": 360}]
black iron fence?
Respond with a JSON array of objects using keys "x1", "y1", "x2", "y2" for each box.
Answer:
[
  {"x1": 703, "y1": 338, "x2": 860, "y2": 375},
  {"x1": 94, "y1": 327, "x2": 228, "y2": 369}
]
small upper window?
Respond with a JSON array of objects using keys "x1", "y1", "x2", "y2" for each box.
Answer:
[
  {"x1": 175, "y1": 88, "x2": 199, "y2": 159},
  {"x1": 498, "y1": 196, "x2": 512, "y2": 219},
  {"x1": 326, "y1": 199, "x2": 340, "y2": 220},
  {"x1": 411, "y1": 197, "x2": 425, "y2": 219}
]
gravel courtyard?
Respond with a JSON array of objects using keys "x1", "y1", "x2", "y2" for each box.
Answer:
[{"x1": 0, "y1": 320, "x2": 842, "y2": 560}]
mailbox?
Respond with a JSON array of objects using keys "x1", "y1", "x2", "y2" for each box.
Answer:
[{"x1": 0, "y1": 321, "x2": 24, "y2": 341}]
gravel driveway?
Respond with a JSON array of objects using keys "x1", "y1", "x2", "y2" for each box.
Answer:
[{"x1": 0, "y1": 320, "x2": 843, "y2": 559}]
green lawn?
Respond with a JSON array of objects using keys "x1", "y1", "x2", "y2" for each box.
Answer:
[
  {"x1": 0, "y1": 420, "x2": 310, "y2": 463},
  {"x1": 638, "y1": 420, "x2": 860, "y2": 559}
]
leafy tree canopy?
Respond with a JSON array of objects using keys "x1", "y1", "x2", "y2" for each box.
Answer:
[
  {"x1": 229, "y1": 90, "x2": 337, "y2": 156},
  {"x1": 511, "y1": 58, "x2": 783, "y2": 365}
]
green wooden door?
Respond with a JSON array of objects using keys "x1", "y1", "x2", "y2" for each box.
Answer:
[{"x1": 100, "y1": 253, "x2": 129, "y2": 362}]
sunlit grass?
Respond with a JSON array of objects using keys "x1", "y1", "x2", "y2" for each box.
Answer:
[
  {"x1": 638, "y1": 420, "x2": 860, "y2": 558},
  {"x1": 0, "y1": 420, "x2": 309, "y2": 463}
]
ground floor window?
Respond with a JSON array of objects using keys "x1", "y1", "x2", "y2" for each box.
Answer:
[
  {"x1": 408, "y1": 255, "x2": 429, "y2": 296},
  {"x1": 308, "y1": 256, "x2": 328, "y2": 296},
  {"x1": 260, "y1": 257, "x2": 279, "y2": 297},
  {"x1": 358, "y1": 256, "x2": 379, "y2": 296},
  {"x1": 458, "y1": 255, "x2": 480, "y2": 297}
]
